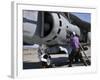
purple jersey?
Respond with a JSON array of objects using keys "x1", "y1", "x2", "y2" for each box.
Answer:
[{"x1": 71, "y1": 36, "x2": 80, "y2": 49}]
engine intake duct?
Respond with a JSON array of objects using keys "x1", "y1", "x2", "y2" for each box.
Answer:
[{"x1": 36, "y1": 12, "x2": 54, "y2": 38}]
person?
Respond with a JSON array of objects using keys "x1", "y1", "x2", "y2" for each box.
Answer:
[{"x1": 68, "y1": 32, "x2": 87, "y2": 67}]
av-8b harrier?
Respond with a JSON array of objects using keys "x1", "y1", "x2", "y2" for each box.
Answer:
[{"x1": 23, "y1": 11, "x2": 91, "y2": 67}]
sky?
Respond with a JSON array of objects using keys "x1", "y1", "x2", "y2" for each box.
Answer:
[{"x1": 71, "y1": 12, "x2": 91, "y2": 23}]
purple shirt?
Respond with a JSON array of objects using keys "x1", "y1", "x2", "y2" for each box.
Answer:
[{"x1": 71, "y1": 36, "x2": 80, "y2": 49}]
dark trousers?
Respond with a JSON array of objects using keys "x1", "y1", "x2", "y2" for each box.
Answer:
[{"x1": 68, "y1": 48, "x2": 86, "y2": 67}]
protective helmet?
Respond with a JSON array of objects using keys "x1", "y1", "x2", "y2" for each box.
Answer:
[{"x1": 72, "y1": 32, "x2": 76, "y2": 36}]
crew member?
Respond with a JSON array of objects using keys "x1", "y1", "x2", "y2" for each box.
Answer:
[{"x1": 68, "y1": 32, "x2": 87, "y2": 67}]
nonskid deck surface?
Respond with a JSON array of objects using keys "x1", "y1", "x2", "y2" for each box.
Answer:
[{"x1": 23, "y1": 46, "x2": 91, "y2": 69}]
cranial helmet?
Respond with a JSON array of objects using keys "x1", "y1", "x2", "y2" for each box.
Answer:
[{"x1": 72, "y1": 32, "x2": 76, "y2": 36}]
